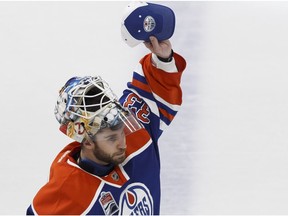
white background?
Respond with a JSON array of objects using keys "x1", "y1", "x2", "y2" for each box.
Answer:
[{"x1": 1, "y1": 1, "x2": 288, "y2": 215}]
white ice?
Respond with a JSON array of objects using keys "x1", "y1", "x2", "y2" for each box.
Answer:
[{"x1": 1, "y1": 1, "x2": 288, "y2": 215}]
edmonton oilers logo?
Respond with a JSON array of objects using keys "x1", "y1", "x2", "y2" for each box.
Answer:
[
  {"x1": 143, "y1": 16, "x2": 156, "y2": 32},
  {"x1": 119, "y1": 183, "x2": 153, "y2": 215}
]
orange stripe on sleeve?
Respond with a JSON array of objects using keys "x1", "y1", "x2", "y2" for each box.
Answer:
[
  {"x1": 159, "y1": 107, "x2": 174, "y2": 122},
  {"x1": 132, "y1": 77, "x2": 151, "y2": 93}
]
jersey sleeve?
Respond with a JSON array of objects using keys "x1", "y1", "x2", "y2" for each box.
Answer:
[{"x1": 119, "y1": 52, "x2": 186, "y2": 143}]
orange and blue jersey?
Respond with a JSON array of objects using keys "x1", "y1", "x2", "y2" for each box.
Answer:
[{"x1": 27, "y1": 52, "x2": 186, "y2": 215}]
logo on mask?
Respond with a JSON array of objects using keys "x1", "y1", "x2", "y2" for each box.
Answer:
[{"x1": 119, "y1": 183, "x2": 153, "y2": 215}]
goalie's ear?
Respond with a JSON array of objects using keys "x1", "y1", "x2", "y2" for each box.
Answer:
[{"x1": 82, "y1": 136, "x2": 95, "y2": 150}]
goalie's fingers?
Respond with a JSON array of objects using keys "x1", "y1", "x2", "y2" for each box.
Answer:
[
  {"x1": 149, "y1": 36, "x2": 160, "y2": 50},
  {"x1": 144, "y1": 36, "x2": 160, "y2": 53},
  {"x1": 144, "y1": 36, "x2": 172, "y2": 59},
  {"x1": 144, "y1": 41, "x2": 153, "y2": 51}
]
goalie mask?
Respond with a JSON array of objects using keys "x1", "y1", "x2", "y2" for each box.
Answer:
[{"x1": 54, "y1": 76, "x2": 143, "y2": 143}]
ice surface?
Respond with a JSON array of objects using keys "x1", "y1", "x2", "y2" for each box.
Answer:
[{"x1": 1, "y1": 1, "x2": 288, "y2": 214}]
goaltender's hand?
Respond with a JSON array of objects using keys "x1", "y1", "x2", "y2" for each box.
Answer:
[{"x1": 144, "y1": 36, "x2": 172, "y2": 59}]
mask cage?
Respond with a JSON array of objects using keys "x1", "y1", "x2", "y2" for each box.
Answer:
[{"x1": 64, "y1": 76, "x2": 118, "y2": 120}]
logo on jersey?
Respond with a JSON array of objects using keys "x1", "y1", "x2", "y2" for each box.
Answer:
[
  {"x1": 119, "y1": 183, "x2": 153, "y2": 215},
  {"x1": 99, "y1": 191, "x2": 119, "y2": 215}
]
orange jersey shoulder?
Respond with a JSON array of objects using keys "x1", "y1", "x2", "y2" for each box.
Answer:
[{"x1": 32, "y1": 142, "x2": 102, "y2": 215}]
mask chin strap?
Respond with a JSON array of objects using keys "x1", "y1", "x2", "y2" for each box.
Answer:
[
  {"x1": 80, "y1": 122, "x2": 97, "y2": 145},
  {"x1": 85, "y1": 132, "x2": 95, "y2": 145}
]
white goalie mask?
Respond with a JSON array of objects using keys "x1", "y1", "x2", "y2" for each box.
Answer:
[{"x1": 54, "y1": 76, "x2": 143, "y2": 143}]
